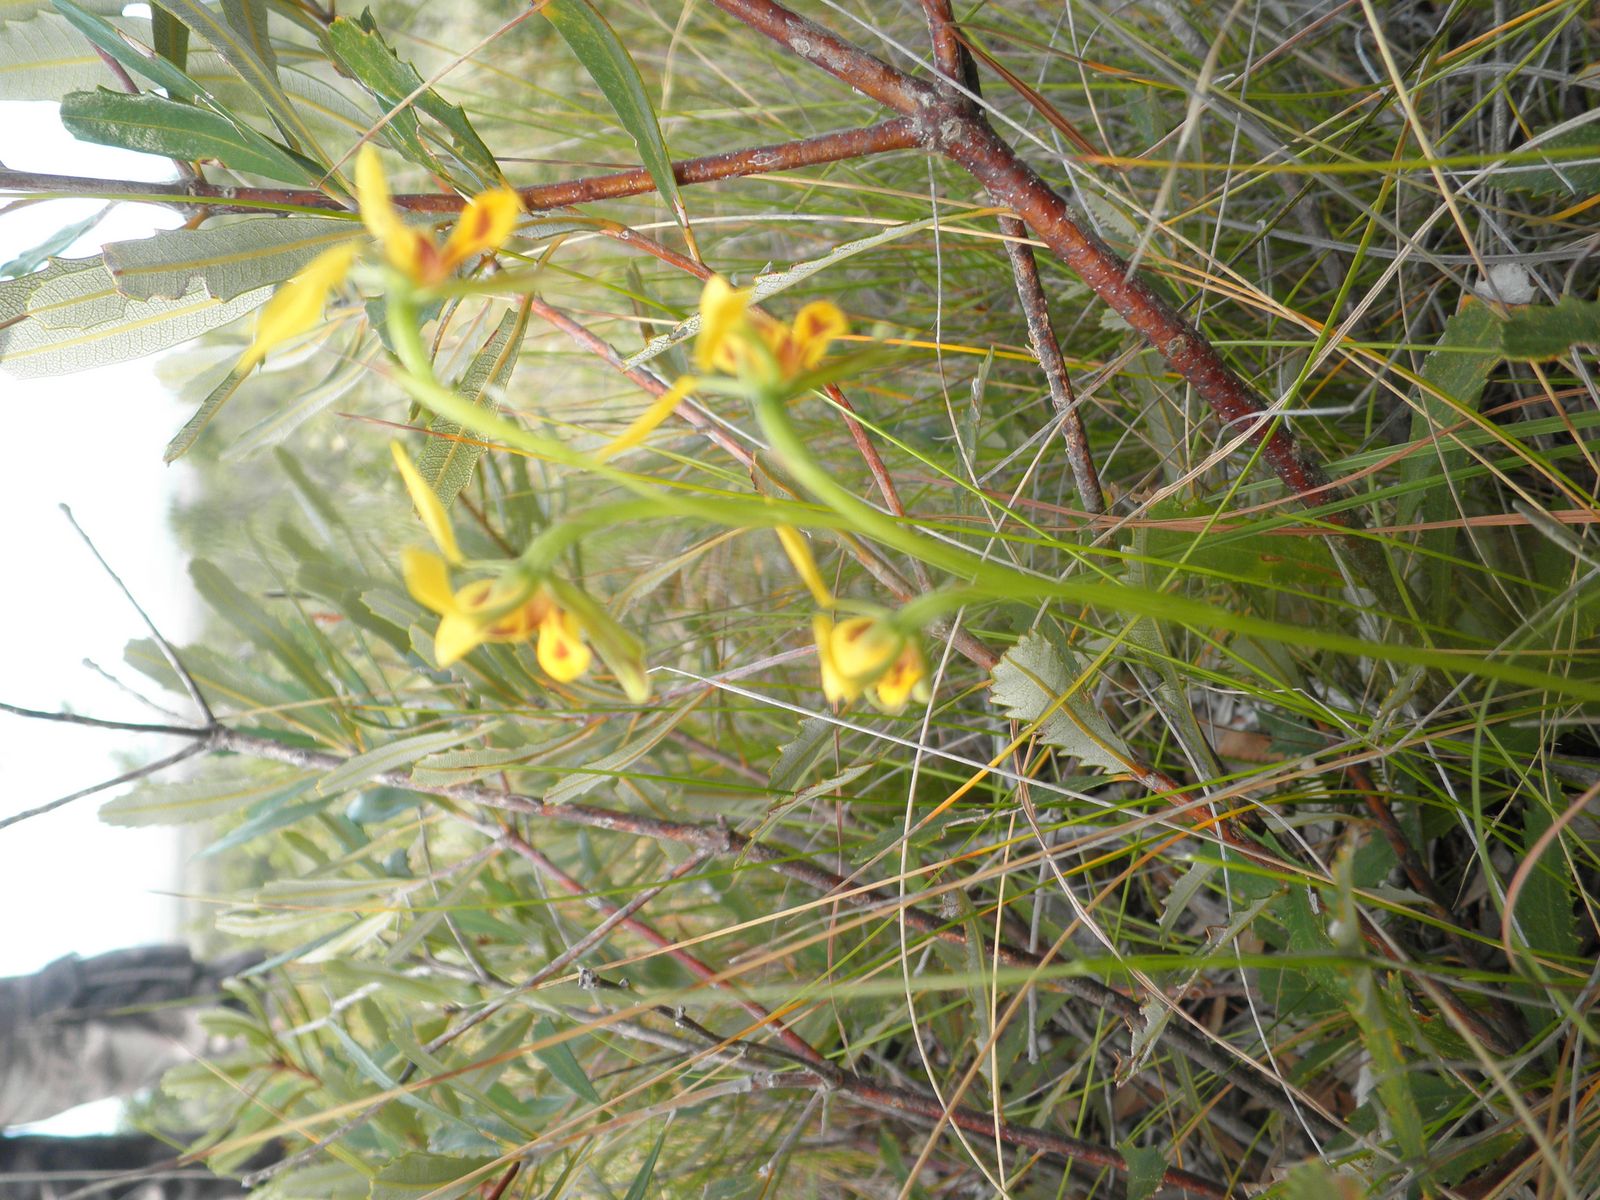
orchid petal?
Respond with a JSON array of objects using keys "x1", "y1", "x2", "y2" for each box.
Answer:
[
  {"x1": 356, "y1": 144, "x2": 432, "y2": 278},
  {"x1": 695, "y1": 275, "x2": 751, "y2": 371},
  {"x1": 391, "y1": 442, "x2": 463, "y2": 565},
  {"x1": 401, "y1": 547, "x2": 458, "y2": 617},
  {"x1": 536, "y1": 610, "x2": 591, "y2": 682},
  {"x1": 237, "y1": 242, "x2": 357, "y2": 371},
  {"x1": 775, "y1": 525, "x2": 834, "y2": 608},
  {"x1": 597, "y1": 374, "x2": 699, "y2": 462},
  {"x1": 432, "y1": 611, "x2": 486, "y2": 667},
  {"x1": 439, "y1": 188, "x2": 522, "y2": 272},
  {"x1": 790, "y1": 301, "x2": 848, "y2": 368}
]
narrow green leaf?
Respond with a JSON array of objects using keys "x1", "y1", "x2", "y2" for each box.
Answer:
[
  {"x1": 542, "y1": 0, "x2": 690, "y2": 239},
  {"x1": 324, "y1": 16, "x2": 500, "y2": 186},
  {"x1": 0, "y1": 10, "x2": 141, "y2": 100},
  {"x1": 370, "y1": 1155, "x2": 498, "y2": 1200},
  {"x1": 220, "y1": 0, "x2": 274, "y2": 79},
  {"x1": 532, "y1": 1017, "x2": 602, "y2": 1104},
  {"x1": 314, "y1": 724, "x2": 495, "y2": 798},
  {"x1": 164, "y1": 363, "x2": 251, "y2": 462},
  {"x1": 189, "y1": 558, "x2": 333, "y2": 701},
  {"x1": 621, "y1": 1122, "x2": 668, "y2": 1200},
  {"x1": 543, "y1": 705, "x2": 691, "y2": 805},
  {"x1": 0, "y1": 204, "x2": 106, "y2": 279},
  {"x1": 101, "y1": 765, "x2": 305, "y2": 826},
  {"x1": 60, "y1": 88, "x2": 318, "y2": 183},
  {"x1": 1516, "y1": 803, "x2": 1580, "y2": 960},
  {"x1": 989, "y1": 632, "x2": 1130, "y2": 773},
  {"x1": 416, "y1": 303, "x2": 529, "y2": 506},
  {"x1": 105, "y1": 216, "x2": 356, "y2": 301},
  {"x1": 158, "y1": 0, "x2": 322, "y2": 160},
  {"x1": 53, "y1": 0, "x2": 202, "y2": 100},
  {"x1": 1399, "y1": 301, "x2": 1504, "y2": 616}
]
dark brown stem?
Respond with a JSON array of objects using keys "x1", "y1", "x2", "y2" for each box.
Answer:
[
  {"x1": 0, "y1": 120, "x2": 918, "y2": 216},
  {"x1": 999, "y1": 219, "x2": 1105, "y2": 513}
]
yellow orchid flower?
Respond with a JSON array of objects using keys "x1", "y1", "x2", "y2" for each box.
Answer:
[
  {"x1": 237, "y1": 149, "x2": 521, "y2": 370},
  {"x1": 237, "y1": 242, "x2": 358, "y2": 371},
  {"x1": 402, "y1": 548, "x2": 591, "y2": 677},
  {"x1": 355, "y1": 145, "x2": 522, "y2": 288},
  {"x1": 390, "y1": 440, "x2": 593, "y2": 679},
  {"x1": 598, "y1": 275, "x2": 847, "y2": 460},
  {"x1": 693, "y1": 274, "x2": 847, "y2": 386},
  {"x1": 811, "y1": 614, "x2": 929, "y2": 713}
]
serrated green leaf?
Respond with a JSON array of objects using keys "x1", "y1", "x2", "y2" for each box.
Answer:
[
  {"x1": 1501, "y1": 128, "x2": 1600, "y2": 197},
  {"x1": 416, "y1": 304, "x2": 528, "y2": 506},
  {"x1": 532, "y1": 1017, "x2": 601, "y2": 1104},
  {"x1": 1501, "y1": 295, "x2": 1600, "y2": 361},
  {"x1": 324, "y1": 16, "x2": 500, "y2": 187},
  {"x1": 989, "y1": 632, "x2": 1130, "y2": 772},
  {"x1": 101, "y1": 764, "x2": 305, "y2": 826},
  {"x1": 542, "y1": 0, "x2": 689, "y2": 238},
  {"x1": 105, "y1": 216, "x2": 356, "y2": 301},
  {"x1": 0, "y1": 255, "x2": 270, "y2": 379},
  {"x1": 769, "y1": 716, "x2": 833, "y2": 795},
  {"x1": 60, "y1": 88, "x2": 318, "y2": 183},
  {"x1": 315, "y1": 724, "x2": 494, "y2": 798}
]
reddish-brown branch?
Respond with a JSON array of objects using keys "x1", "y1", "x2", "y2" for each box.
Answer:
[
  {"x1": 999, "y1": 213, "x2": 1105, "y2": 514},
  {"x1": 0, "y1": 119, "x2": 918, "y2": 216}
]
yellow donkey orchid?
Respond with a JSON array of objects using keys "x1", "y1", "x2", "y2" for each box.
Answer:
[
  {"x1": 811, "y1": 614, "x2": 930, "y2": 714},
  {"x1": 391, "y1": 443, "x2": 592, "y2": 680},
  {"x1": 237, "y1": 146, "x2": 522, "y2": 370},
  {"x1": 354, "y1": 145, "x2": 522, "y2": 287},
  {"x1": 597, "y1": 275, "x2": 847, "y2": 460}
]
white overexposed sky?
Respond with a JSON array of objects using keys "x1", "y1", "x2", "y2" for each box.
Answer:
[{"x1": 0, "y1": 103, "x2": 204, "y2": 1131}]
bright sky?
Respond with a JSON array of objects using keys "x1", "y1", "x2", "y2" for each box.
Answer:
[{"x1": 0, "y1": 102, "x2": 200, "y2": 1130}]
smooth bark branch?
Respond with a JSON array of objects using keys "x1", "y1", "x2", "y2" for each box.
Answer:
[{"x1": 0, "y1": 119, "x2": 919, "y2": 216}]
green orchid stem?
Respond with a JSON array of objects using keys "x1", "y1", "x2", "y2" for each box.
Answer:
[{"x1": 377, "y1": 294, "x2": 1600, "y2": 704}]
